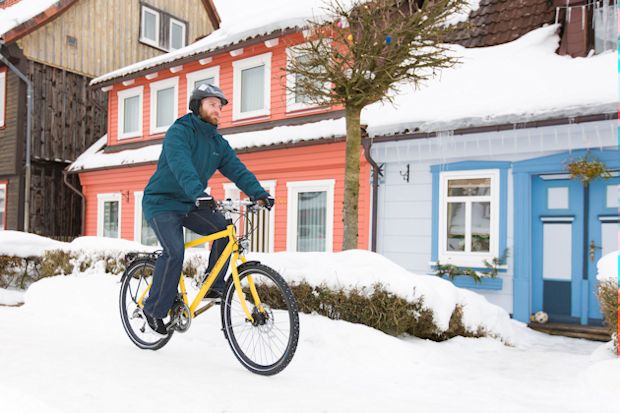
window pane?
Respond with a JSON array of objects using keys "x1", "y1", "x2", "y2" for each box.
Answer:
[
  {"x1": 170, "y1": 22, "x2": 185, "y2": 50},
  {"x1": 104, "y1": 201, "x2": 118, "y2": 238},
  {"x1": 293, "y1": 54, "x2": 320, "y2": 104},
  {"x1": 123, "y1": 95, "x2": 140, "y2": 134},
  {"x1": 471, "y1": 201, "x2": 491, "y2": 252},
  {"x1": 446, "y1": 202, "x2": 465, "y2": 251},
  {"x1": 297, "y1": 191, "x2": 326, "y2": 252},
  {"x1": 240, "y1": 65, "x2": 264, "y2": 112},
  {"x1": 156, "y1": 87, "x2": 175, "y2": 128},
  {"x1": 448, "y1": 178, "x2": 490, "y2": 196},
  {"x1": 143, "y1": 10, "x2": 157, "y2": 41},
  {"x1": 141, "y1": 214, "x2": 158, "y2": 246},
  {"x1": 194, "y1": 77, "x2": 215, "y2": 90}
]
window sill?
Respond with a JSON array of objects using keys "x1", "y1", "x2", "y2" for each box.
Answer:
[{"x1": 440, "y1": 275, "x2": 503, "y2": 290}]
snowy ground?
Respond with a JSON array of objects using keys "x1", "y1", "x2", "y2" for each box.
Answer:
[{"x1": 0, "y1": 273, "x2": 618, "y2": 413}]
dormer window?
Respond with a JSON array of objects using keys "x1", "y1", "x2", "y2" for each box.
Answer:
[{"x1": 140, "y1": 4, "x2": 188, "y2": 51}]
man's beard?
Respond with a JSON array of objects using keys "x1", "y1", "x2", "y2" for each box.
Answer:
[{"x1": 199, "y1": 110, "x2": 218, "y2": 126}]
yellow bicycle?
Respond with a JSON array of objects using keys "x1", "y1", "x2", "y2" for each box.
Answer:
[{"x1": 119, "y1": 199, "x2": 300, "y2": 376}]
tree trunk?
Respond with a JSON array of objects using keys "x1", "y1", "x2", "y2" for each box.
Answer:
[{"x1": 342, "y1": 106, "x2": 362, "y2": 250}]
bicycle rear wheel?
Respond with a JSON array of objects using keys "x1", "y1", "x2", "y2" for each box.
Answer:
[
  {"x1": 221, "y1": 263, "x2": 299, "y2": 376},
  {"x1": 119, "y1": 259, "x2": 173, "y2": 350}
]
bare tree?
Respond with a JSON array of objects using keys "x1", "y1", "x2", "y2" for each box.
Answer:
[{"x1": 286, "y1": 0, "x2": 467, "y2": 250}]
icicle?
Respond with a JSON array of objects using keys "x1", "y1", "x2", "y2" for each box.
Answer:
[
  {"x1": 567, "y1": 6, "x2": 572, "y2": 24},
  {"x1": 417, "y1": 141, "x2": 421, "y2": 162},
  {"x1": 594, "y1": 123, "x2": 603, "y2": 150},
  {"x1": 581, "y1": 6, "x2": 585, "y2": 31},
  {"x1": 567, "y1": 124, "x2": 573, "y2": 154},
  {"x1": 513, "y1": 126, "x2": 518, "y2": 151},
  {"x1": 538, "y1": 129, "x2": 544, "y2": 153},
  {"x1": 488, "y1": 134, "x2": 493, "y2": 157},
  {"x1": 555, "y1": 7, "x2": 560, "y2": 24},
  {"x1": 554, "y1": 128, "x2": 559, "y2": 146}
]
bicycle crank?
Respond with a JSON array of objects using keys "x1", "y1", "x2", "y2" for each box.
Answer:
[{"x1": 168, "y1": 300, "x2": 192, "y2": 333}]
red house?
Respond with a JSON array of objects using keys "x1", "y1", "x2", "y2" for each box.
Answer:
[{"x1": 68, "y1": 5, "x2": 372, "y2": 253}]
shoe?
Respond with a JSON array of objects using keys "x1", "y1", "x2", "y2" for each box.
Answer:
[
  {"x1": 143, "y1": 312, "x2": 168, "y2": 338},
  {"x1": 202, "y1": 288, "x2": 223, "y2": 304}
]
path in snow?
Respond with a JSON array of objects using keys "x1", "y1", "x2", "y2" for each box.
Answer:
[{"x1": 0, "y1": 275, "x2": 617, "y2": 413}]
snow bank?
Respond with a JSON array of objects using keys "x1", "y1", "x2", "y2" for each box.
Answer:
[
  {"x1": 248, "y1": 249, "x2": 515, "y2": 341},
  {"x1": 0, "y1": 230, "x2": 68, "y2": 257},
  {"x1": 597, "y1": 250, "x2": 619, "y2": 282},
  {"x1": 0, "y1": 0, "x2": 59, "y2": 37},
  {"x1": 0, "y1": 288, "x2": 24, "y2": 306}
]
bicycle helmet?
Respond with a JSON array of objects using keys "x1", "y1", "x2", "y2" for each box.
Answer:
[{"x1": 189, "y1": 83, "x2": 228, "y2": 114}]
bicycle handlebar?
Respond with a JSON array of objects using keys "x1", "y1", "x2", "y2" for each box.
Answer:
[{"x1": 217, "y1": 198, "x2": 263, "y2": 213}]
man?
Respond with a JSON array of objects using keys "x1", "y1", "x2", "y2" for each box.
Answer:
[{"x1": 141, "y1": 83, "x2": 273, "y2": 337}]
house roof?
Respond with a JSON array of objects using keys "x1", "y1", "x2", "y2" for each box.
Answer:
[{"x1": 0, "y1": 0, "x2": 220, "y2": 44}]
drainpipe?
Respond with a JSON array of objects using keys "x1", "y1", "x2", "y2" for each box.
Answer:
[
  {"x1": 63, "y1": 170, "x2": 86, "y2": 235},
  {"x1": 0, "y1": 49, "x2": 33, "y2": 232},
  {"x1": 361, "y1": 132, "x2": 383, "y2": 252}
]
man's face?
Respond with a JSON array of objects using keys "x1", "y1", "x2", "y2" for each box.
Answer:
[{"x1": 198, "y1": 96, "x2": 223, "y2": 126}]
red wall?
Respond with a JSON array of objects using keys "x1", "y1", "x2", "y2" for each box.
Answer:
[
  {"x1": 107, "y1": 32, "x2": 343, "y2": 147},
  {"x1": 79, "y1": 141, "x2": 371, "y2": 251}
]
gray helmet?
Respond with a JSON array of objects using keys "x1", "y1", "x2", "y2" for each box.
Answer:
[{"x1": 190, "y1": 83, "x2": 228, "y2": 106}]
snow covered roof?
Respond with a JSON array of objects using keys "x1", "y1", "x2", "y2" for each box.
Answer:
[
  {"x1": 72, "y1": 25, "x2": 616, "y2": 172},
  {"x1": 67, "y1": 117, "x2": 347, "y2": 172},
  {"x1": 0, "y1": 0, "x2": 60, "y2": 38}
]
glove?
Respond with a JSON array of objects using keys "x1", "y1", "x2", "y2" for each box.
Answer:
[
  {"x1": 195, "y1": 194, "x2": 216, "y2": 210},
  {"x1": 256, "y1": 195, "x2": 275, "y2": 211}
]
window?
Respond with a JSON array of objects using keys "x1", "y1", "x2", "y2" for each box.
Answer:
[
  {"x1": 287, "y1": 180, "x2": 334, "y2": 252},
  {"x1": 186, "y1": 67, "x2": 220, "y2": 111},
  {"x1": 0, "y1": 70, "x2": 5, "y2": 128},
  {"x1": 117, "y1": 86, "x2": 143, "y2": 139},
  {"x1": 97, "y1": 193, "x2": 122, "y2": 238},
  {"x1": 140, "y1": 4, "x2": 187, "y2": 51},
  {"x1": 140, "y1": 5, "x2": 160, "y2": 47},
  {"x1": 0, "y1": 181, "x2": 7, "y2": 230},
  {"x1": 232, "y1": 53, "x2": 272, "y2": 120},
  {"x1": 169, "y1": 18, "x2": 186, "y2": 51},
  {"x1": 593, "y1": 1, "x2": 617, "y2": 53},
  {"x1": 133, "y1": 192, "x2": 158, "y2": 246},
  {"x1": 438, "y1": 170, "x2": 500, "y2": 267},
  {"x1": 286, "y1": 45, "x2": 327, "y2": 112},
  {"x1": 150, "y1": 77, "x2": 178, "y2": 134}
]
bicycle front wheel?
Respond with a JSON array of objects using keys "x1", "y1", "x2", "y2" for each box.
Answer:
[{"x1": 221, "y1": 263, "x2": 299, "y2": 376}]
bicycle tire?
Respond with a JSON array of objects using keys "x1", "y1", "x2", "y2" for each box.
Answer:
[
  {"x1": 220, "y1": 263, "x2": 299, "y2": 376},
  {"x1": 119, "y1": 259, "x2": 174, "y2": 350}
]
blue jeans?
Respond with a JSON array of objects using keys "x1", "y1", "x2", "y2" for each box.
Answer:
[{"x1": 143, "y1": 207, "x2": 230, "y2": 319}]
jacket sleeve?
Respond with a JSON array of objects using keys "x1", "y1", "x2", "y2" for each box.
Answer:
[
  {"x1": 163, "y1": 124, "x2": 205, "y2": 201},
  {"x1": 218, "y1": 138, "x2": 269, "y2": 199}
]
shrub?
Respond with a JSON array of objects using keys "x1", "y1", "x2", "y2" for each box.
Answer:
[
  {"x1": 40, "y1": 250, "x2": 74, "y2": 277},
  {"x1": 597, "y1": 279, "x2": 618, "y2": 353}
]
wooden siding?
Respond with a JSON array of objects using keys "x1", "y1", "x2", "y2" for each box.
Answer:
[
  {"x1": 2, "y1": 176, "x2": 22, "y2": 231},
  {"x1": 0, "y1": 69, "x2": 22, "y2": 175},
  {"x1": 106, "y1": 32, "x2": 343, "y2": 147},
  {"x1": 16, "y1": 0, "x2": 216, "y2": 77},
  {"x1": 79, "y1": 141, "x2": 371, "y2": 251},
  {"x1": 28, "y1": 60, "x2": 107, "y2": 162}
]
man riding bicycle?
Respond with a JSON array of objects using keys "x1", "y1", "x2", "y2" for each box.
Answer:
[{"x1": 141, "y1": 83, "x2": 273, "y2": 337}]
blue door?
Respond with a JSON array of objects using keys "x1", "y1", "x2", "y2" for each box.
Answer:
[{"x1": 532, "y1": 175, "x2": 619, "y2": 325}]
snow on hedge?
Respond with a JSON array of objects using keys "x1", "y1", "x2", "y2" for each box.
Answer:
[
  {"x1": 597, "y1": 250, "x2": 619, "y2": 282},
  {"x1": 0, "y1": 230, "x2": 68, "y2": 257},
  {"x1": 1, "y1": 231, "x2": 515, "y2": 342}
]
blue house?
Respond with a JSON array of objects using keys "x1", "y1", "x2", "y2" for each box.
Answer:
[{"x1": 364, "y1": 0, "x2": 618, "y2": 327}]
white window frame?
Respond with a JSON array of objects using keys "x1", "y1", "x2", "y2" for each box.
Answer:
[
  {"x1": 97, "y1": 193, "x2": 122, "y2": 238},
  {"x1": 0, "y1": 182, "x2": 6, "y2": 230},
  {"x1": 117, "y1": 86, "x2": 143, "y2": 140},
  {"x1": 285, "y1": 44, "x2": 329, "y2": 112},
  {"x1": 169, "y1": 17, "x2": 186, "y2": 51},
  {"x1": 140, "y1": 5, "x2": 160, "y2": 47},
  {"x1": 133, "y1": 192, "x2": 160, "y2": 246},
  {"x1": 149, "y1": 77, "x2": 179, "y2": 135},
  {"x1": 286, "y1": 179, "x2": 335, "y2": 252},
  {"x1": 185, "y1": 66, "x2": 220, "y2": 112},
  {"x1": 232, "y1": 52, "x2": 272, "y2": 121},
  {"x1": 0, "y1": 71, "x2": 6, "y2": 128},
  {"x1": 437, "y1": 169, "x2": 500, "y2": 268},
  {"x1": 224, "y1": 180, "x2": 276, "y2": 253}
]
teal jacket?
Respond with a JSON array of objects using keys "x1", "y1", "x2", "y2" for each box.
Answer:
[{"x1": 142, "y1": 113, "x2": 269, "y2": 221}]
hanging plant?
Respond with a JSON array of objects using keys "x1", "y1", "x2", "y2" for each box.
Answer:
[{"x1": 565, "y1": 155, "x2": 613, "y2": 186}]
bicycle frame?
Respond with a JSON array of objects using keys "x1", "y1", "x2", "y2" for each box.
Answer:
[{"x1": 137, "y1": 222, "x2": 263, "y2": 323}]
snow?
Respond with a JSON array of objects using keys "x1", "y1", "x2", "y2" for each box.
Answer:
[
  {"x1": 443, "y1": 0, "x2": 481, "y2": 27},
  {"x1": 597, "y1": 250, "x2": 619, "y2": 282},
  {"x1": 0, "y1": 0, "x2": 59, "y2": 37},
  {"x1": 362, "y1": 25, "x2": 617, "y2": 136},
  {"x1": 68, "y1": 118, "x2": 347, "y2": 172},
  {"x1": 0, "y1": 272, "x2": 617, "y2": 412},
  {"x1": 0, "y1": 230, "x2": 67, "y2": 257},
  {"x1": 0, "y1": 287, "x2": 24, "y2": 306}
]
